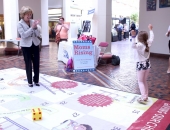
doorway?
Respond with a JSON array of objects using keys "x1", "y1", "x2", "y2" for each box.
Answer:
[
  {"x1": 0, "y1": 14, "x2": 4, "y2": 39},
  {"x1": 48, "y1": 8, "x2": 62, "y2": 42}
]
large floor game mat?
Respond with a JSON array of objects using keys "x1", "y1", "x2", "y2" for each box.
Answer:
[{"x1": 0, "y1": 68, "x2": 170, "y2": 130}]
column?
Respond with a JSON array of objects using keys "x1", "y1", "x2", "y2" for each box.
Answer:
[
  {"x1": 3, "y1": 0, "x2": 19, "y2": 48},
  {"x1": 41, "y1": 0, "x2": 49, "y2": 46},
  {"x1": 92, "y1": 0, "x2": 112, "y2": 53},
  {"x1": 62, "y1": 0, "x2": 71, "y2": 22}
]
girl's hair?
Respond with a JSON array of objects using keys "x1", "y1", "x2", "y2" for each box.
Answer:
[
  {"x1": 138, "y1": 31, "x2": 149, "y2": 52},
  {"x1": 20, "y1": 6, "x2": 33, "y2": 19}
]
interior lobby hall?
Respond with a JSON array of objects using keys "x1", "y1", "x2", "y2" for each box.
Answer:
[{"x1": 0, "y1": 0, "x2": 170, "y2": 130}]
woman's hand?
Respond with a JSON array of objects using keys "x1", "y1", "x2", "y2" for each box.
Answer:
[
  {"x1": 148, "y1": 24, "x2": 153, "y2": 30},
  {"x1": 32, "y1": 20, "x2": 39, "y2": 29},
  {"x1": 61, "y1": 24, "x2": 69, "y2": 30}
]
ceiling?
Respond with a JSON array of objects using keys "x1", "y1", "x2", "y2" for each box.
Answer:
[
  {"x1": 48, "y1": 0, "x2": 72, "y2": 22},
  {"x1": 48, "y1": 0, "x2": 88, "y2": 22},
  {"x1": 48, "y1": 0, "x2": 93, "y2": 10},
  {"x1": 48, "y1": 0, "x2": 62, "y2": 9}
]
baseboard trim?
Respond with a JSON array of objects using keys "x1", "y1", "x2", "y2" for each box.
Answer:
[{"x1": 150, "y1": 52, "x2": 169, "y2": 59}]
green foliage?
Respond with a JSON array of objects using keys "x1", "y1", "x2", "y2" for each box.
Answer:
[{"x1": 130, "y1": 13, "x2": 138, "y2": 23}]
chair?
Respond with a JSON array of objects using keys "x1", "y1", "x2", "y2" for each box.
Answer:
[{"x1": 98, "y1": 42, "x2": 112, "y2": 65}]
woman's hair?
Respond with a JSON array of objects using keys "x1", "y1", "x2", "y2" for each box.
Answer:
[
  {"x1": 59, "y1": 17, "x2": 65, "y2": 21},
  {"x1": 138, "y1": 31, "x2": 149, "y2": 52},
  {"x1": 20, "y1": 6, "x2": 33, "y2": 19}
]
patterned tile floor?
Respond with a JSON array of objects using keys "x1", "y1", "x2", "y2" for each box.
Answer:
[{"x1": 0, "y1": 40, "x2": 170, "y2": 101}]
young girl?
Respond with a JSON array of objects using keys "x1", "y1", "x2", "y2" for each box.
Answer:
[{"x1": 131, "y1": 24, "x2": 154, "y2": 104}]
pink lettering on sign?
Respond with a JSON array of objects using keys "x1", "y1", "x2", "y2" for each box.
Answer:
[
  {"x1": 74, "y1": 45, "x2": 93, "y2": 56},
  {"x1": 74, "y1": 50, "x2": 93, "y2": 56},
  {"x1": 74, "y1": 45, "x2": 90, "y2": 49},
  {"x1": 78, "y1": 94, "x2": 113, "y2": 107},
  {"x1": 127, "y1": 100, "x2": 170, "y2": 130}
]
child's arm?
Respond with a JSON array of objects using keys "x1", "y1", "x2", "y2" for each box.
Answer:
[
  {"x1": 147, "y1": 30, "x2": 154, "y2": 47},
  {"x1": 165, "y1": 26, "x2": 170, "y2": 37},
  {"x1": 147, "y1": 24, "x2": 154, "y2": 47},
  {"x1": 131, "y1": 30, "x2": 138, "y2": 49}
]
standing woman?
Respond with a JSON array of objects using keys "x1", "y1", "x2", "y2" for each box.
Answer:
[
  {"x1": 17, "y1": 6, "x2": 40, "y2": 87},
  {"x1": 166, "y1": 25, "x2": 170, "y2": 73},
  {"x1": 54, "y1": 17, "x2": 69, "y2": 47}
]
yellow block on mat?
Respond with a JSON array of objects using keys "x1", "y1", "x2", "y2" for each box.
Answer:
[{"x1": 32, "y1": 108, "x2": 42, "y2": 121}]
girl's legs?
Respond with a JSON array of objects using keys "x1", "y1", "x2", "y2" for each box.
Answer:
[
  {"x1": 168, "y1": 40, "x2": 170, "y2": 73},
  {"x1": 144, "y1": 69, "x2": 150, "y2": 99},
  {"x1": 137, "y1": 69, "x2": 149, "y2": 101},
  {"x1": 137, "y1": 70, "x2": 146, "y2": 98}
]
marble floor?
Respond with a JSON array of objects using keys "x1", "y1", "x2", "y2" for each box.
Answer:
[{"x1": 0, "y1": 39, "x2": 170, "y2": 101}]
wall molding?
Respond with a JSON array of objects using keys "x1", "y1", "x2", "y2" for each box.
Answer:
[{"x1": 150, "y1": 52, "x2": 169, "y2": 59}]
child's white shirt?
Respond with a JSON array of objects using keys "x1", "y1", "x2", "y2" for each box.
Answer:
[{"x1": 132, "y1": 30, "x2": 154, "y2": 62}]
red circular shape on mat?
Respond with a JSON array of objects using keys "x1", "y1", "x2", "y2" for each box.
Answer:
[
  {"x1": 51, "y1": 81, "x2": 78, "y2": 89},
  {"x1": 78, "y1": 94, "x2": 113, "y2": 107}
]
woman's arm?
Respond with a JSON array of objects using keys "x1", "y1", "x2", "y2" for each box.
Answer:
[
  {"x1": 17, "y1": 23, "x2": 34, "y2": 39},
  {"x1": 62, "y1": 24, "x2": 69, "y2": 31},
  {"x1": 33, "y1": 27, "x2": 40, "y2": 37},
  {"x1": 32, "y1": 20, "x2": 40, "y2": 37}
]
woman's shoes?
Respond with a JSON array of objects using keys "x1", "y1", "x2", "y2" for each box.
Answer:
[
  {"x1": 34, "y1": 83, "x2": 40, "y2": 86},
  {"x1": 28, "y1": 83, "x2": 40, "y2": 87},
  {"x1": 28, "y1": 84, "x2": 33, "y2": 87}
]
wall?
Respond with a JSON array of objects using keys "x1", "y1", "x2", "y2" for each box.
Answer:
[
  {"x1": 18, "y1": 0, "x2": 41, "y2": 25},
  {"x1": 139, "y1": 0, "x2": 170, "y2": 54},
  {"x1": 0, "y1": 0, "x2": 3, "y2": 14}
]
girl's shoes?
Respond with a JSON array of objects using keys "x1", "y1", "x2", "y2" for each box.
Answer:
[
  {"x1": 28, "y1": 84, "x2": 33, "y2": 87},
  {"x1": 137, "y1": 97, "x2": 148, "y2": 104},
  {"x1": 167, "y1": 70, "x2": 170, "y2": 73}
]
